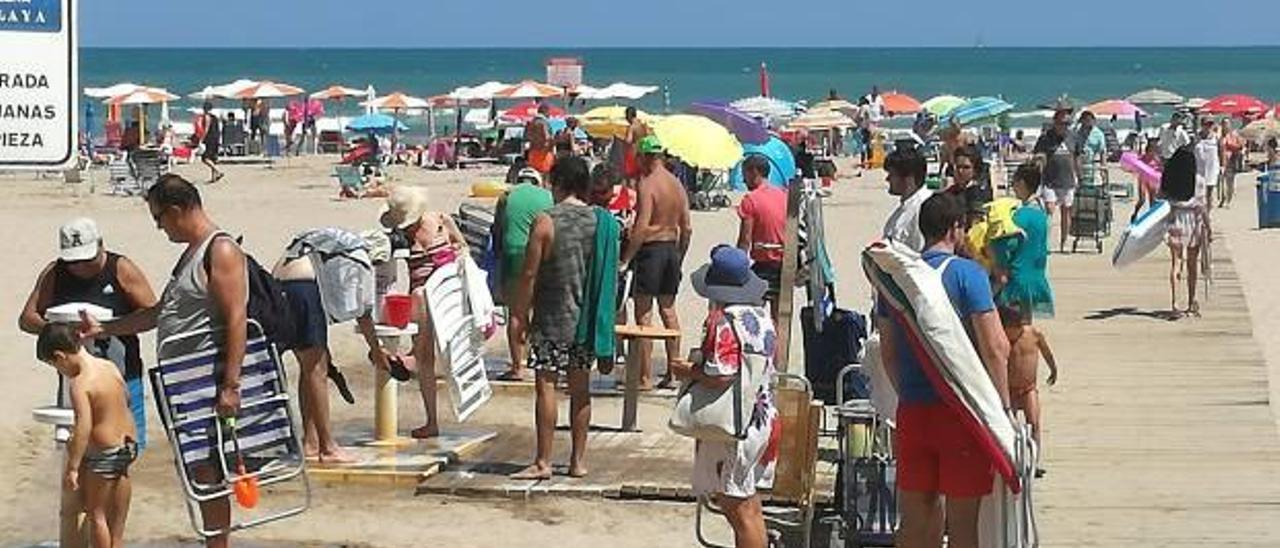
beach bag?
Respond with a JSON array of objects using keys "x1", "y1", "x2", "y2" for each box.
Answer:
[
  {"x1": 205, "y1": 235, "x2": 299, "y2": 352},
  {"x1": 801, "y1": 305, "x2": 867, "y2": 404},
  {"x1": 669, "y1": 311, "x2": 766, "y2": 442}
]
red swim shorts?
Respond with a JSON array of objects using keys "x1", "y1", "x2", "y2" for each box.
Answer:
[
  {"x1": 528, "y1": 149, "x2": 555, "y2": 174},
  {"x1": 895, "y1": 403, "x2": 995, "y2": 498}
]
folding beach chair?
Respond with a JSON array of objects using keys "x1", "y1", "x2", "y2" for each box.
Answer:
[
  {"x1": 107, "y1": 159, "x2": 141, "y2": 196},
  {"x1": 695, "y1": 373, "x2": 821, "y2": 548},
  {"x1": 151, "y1": 320, "x2": 310, "y2": 539}
]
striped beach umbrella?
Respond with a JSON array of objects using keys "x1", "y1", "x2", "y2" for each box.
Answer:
[
  {"x1": 1126, "y1": 88, "x2": 1185, "y2": 106},
  {"x1": 948, "y1": 97, "x2": 1014, "y2": 126},
  {"x1": 309, "y1": 85, "x2": 367, "y2": 100},
  {"x1": 493, "y1": 80, "x2": 563, "y2": 100},
  {"x1": 235, "y1": 81, "x2": 305, "y2": 99},
  {"x1": 104, "y1": 87, "x2": 179, "y2": 105},
  {"x1": 787, "y1": 109, "x2": 856, "y2": 130},
  {"x1": 362, "y1": 91, "x2": 432, "y2": 111}
]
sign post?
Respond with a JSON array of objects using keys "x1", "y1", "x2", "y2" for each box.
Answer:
[{"x1": 0, "y1": 0, "x2": 78, "y2": 169}]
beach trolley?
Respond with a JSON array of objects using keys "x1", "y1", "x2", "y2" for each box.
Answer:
[
  {"x1": 1069, "y1": 183, "x2": 1113, "y2": 253},
  {"x1": 834, "y1": 365, "x2": 897, "y2": 547},
  {"x1": 695, "y1": 373, "x2": 822, "y2": 548},
  {"x1": 151, "y1": 321, "x2": 310, "y2": 539}
]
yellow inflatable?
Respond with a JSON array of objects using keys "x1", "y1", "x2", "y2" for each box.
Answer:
[
  {"x1": 965, "y1": 197, "x2": 1023, "y2": 271},
  {"x1": 470, "y1": 180, "x2": 509, "y2": 198}
]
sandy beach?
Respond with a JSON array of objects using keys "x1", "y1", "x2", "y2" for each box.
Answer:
[{"x1": 2, "y1": 156, "x2": 1279, "y2": 546}]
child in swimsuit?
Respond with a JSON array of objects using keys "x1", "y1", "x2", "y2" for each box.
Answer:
[
  {"x1": 1000, "y1": 306, "x2": 1058, "y2": 475},
  {"x1": 37, "y1": 322, "x2": 137, "y2": 548}
]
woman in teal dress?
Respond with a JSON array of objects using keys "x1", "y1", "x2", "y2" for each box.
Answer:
[{"x1": 994, "y1": 162, "x2": 1055, "y2": 320}]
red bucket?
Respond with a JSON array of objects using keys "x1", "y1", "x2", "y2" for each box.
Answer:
[{"x1": 383, "y1": 294, "x2": 413, "y2": 328}]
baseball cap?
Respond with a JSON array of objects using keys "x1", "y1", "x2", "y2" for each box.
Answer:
[
  {"x1": 637, "y1": 134, "x2": 664, "y2": 155},
  {"x1": 59, "y1": 218, "x2": 102, "y2": 262}
]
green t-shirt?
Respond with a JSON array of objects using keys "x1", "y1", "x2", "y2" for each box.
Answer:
[{"x1": 501, "y1": 183, "x2": 554, "y2": 257}]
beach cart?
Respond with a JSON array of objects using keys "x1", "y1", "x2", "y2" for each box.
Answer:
[
  {"x1": 151, "y1": 321, "x2": 310, "y2": 539},
  {"x1": 1069, "y1": 184, "x2": 1112, "y2": 253},
  {"x1": 834, "y1": 365, "x2": 897, "y2": 547}
]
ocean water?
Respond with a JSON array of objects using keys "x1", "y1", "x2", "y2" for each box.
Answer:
[{"x1": 81, "y1": 47, "x2": 1280, "y2": 122}]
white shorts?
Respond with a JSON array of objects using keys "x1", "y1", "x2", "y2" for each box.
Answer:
[
  {"x1": 1041, "y1": 187, "x2": 1076, "y2": 208},
  {"x1": 691, "y1": 413, "x2": 778, "y2": 499}
]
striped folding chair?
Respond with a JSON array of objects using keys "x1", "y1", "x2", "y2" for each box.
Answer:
[{"x1": 150, "y1": 320, "x2": 309, "y2": 539}]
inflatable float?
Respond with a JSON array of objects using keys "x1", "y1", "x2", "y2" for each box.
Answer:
[
  {"x1": 1119, "y1": 151, "x2": 1162, "y2": 194},
  {"x1": 862, "y1": 240, "x2": 1020, "y2": 492},
  {"x1": 1112, "y1": 200, "x2": 1171, "y2": 268}
]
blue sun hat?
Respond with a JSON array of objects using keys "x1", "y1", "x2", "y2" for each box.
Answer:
[{"x1": 691, "y1": 245, "x2": 767, "y2": 305}]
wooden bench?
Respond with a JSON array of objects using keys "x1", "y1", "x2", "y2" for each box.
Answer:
[{"x1": 614, "y1": 324, "x2": 681, "y2": 432}]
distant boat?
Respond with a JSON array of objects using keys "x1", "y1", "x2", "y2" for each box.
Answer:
[{"x1": 974, "y1": 32, "x2": 986, "y2": 49}]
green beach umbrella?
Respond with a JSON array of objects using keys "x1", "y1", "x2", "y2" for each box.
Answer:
[{"x1": 922, "y1": 95, "x2": 967, "y2": 117}]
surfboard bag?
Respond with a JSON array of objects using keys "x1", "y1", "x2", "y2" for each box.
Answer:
[{"x1": 862, "y1": 240, "x2": 1020, "y2": 492}]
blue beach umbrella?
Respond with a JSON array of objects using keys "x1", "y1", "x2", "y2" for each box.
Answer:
[
  {"x1": 729, "y1": 136, "x2": 796, "y2": 190},
  {"x1": 547, "y1": 118, "x2": 589, "y2": 140},
  {"x1": 948, "y1": 96, "x2": 1014, "y2": 127},
  {"x1": 346, "y1": 113, "x2": 408, "y2": 134}
]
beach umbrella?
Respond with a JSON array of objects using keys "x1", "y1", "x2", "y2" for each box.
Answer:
[
  {"x1": 730, "y1": 96, "x2": 801, "y2": 125},
  {"x1": 234, "y1": 81, "x2": 305, "y2": 99},
  {"x1": 84, "y1": 82, "x2": 145, "y2": 99},
  {"x1": 921, "y1": 95, "x2": 967, "y2": 117},
  {"x1": 881, "y1": 92, "x2": 922, "y2": 115},
  {"x1": 309, "y1": 85, "x2": 367, "y2": 100},
  {"x1": 1126, "y1": 88, "x2": 1185, "y2": 106},
  {"x1": 200, "y1": 79, "x2": 259, "y2": 100},
  {"x1": 687, "y1": 101, "x2": 770, "y2": 144},
  {"x1": 759, "y1": 63, "x2": 771, "y2": 98},
  {"x1": 591, "y1": 82, "x2": 660, "y2": 100},
  {"x1": 1240, "y1": 117, "x2": 1280, "y2": 142},
  {"x1": 455, "y1": 81, "x2": 511, "y2": 101},
  {"x1": 104, "y1": 87, "x2": 180, "y2": 105},
  {"x1": 810, "y1": 98, "x2": 859, "y2": 116},
  {"x1": 1183, "y1": 97, "x2": 1208, "y2": 110},
  {"x1": 1199, "y1": 94, "x2": 1269, "y2": 117},
  {"x1": 346, "y1": 113, "x2": 408, "y2": 134},
  {"x1": 503, "y1": 101, "x2": 566, "y2": 122},
  {"x1": 729, "y1": 136, "x2": 796, "y2": 190},
  {"x1": 948, "y1": 96, "x2": 1014, "y2": 126},
  {"x1": 787, "y1": 109, "x2": 856, "y2": 130},
  {"x1": 1007, "y1": 110, "x2": 1054, "y2": 120},
  {"x1": 362, "y1": 91, "x2": 432, "y2": 111},
  {"x1": 494, "y1": 80, "x2": 563, "y2": 100},
  {"x1": 1085, "y1": 99, "x2": 1146, "y2": 118},
  {"x1": 580, "y1": 105, "x2": 649, "y2": 139},
  {"x1": 650, "y1": 114, "x2": 744, "y2": 170}
]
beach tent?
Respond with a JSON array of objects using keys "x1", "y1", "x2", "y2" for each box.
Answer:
[
  {"x1": 1126, "y1": 88, "x2": 1185, "y2": 106},
  {"x1": 729, "y1": 136, "x2": 796, "y2": 190},
  {"x1": 650, "y1": 114, "x2": 743, "y2": 170}
]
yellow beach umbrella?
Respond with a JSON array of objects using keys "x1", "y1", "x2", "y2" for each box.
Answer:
[
  {"x1": 581, "y1": 105, "x2": 650, "y2": 139},
  {"x1": 650, "y1": 114, "x2": 743, "y2": 170}
]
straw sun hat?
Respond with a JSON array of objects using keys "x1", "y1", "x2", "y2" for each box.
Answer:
[{"x1": 379, "y1": 186, "x2": 430, "y2": 230}]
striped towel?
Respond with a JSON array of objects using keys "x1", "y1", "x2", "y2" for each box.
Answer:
[
  {"x1": 862, "y1": 240, "x2": 1020, "y2": 492},
  {"x1": 153, "y1": 336, "x2": 294, "y2": 470}
]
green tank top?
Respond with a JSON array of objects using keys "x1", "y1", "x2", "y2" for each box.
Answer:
[{"x1": 501, "y1": 183, "x2": 554, "y2": 252}]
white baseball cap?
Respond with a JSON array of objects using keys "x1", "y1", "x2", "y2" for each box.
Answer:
[{"x1": 58, "y1": 218, "x2": 102, "y2": 262}]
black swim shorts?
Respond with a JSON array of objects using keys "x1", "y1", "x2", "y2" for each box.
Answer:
[
  {"x1": 282, "y1": 279, "x2": 327, "y2": 350},
  {"x1": 631, "y1": 241, "x2": 682, "y2": 297}
]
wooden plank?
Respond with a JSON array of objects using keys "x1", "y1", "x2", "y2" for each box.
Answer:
[{"x1": 774, "y1": 178, "x2": 804, "y2": 372}]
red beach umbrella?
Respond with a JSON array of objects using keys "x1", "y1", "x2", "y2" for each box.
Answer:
[
  {"x1": 503, "y1": 101, "x2": 566, "y2": 122},
  {"x1": 881, "y1": 92, "x2": 922, "y2": 115},
  {"x1": 1199, "y1": 94, "x2": 1269, "y2": 117}
]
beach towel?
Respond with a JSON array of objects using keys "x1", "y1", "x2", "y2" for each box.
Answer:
[
  {"x1": 965, "y1": 197, "x2": 1023, "y2": 272},
  {"x1": 574, "y1": 207, "x2": 620, "y2": 360},
  {"x1": 861, "y1": 240, "x2": 1020, "y2": 492}
]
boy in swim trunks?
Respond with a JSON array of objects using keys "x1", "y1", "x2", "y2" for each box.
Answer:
[
  {"x1": 1001, "y1": 306, "x2": 1058, "y2": 454},
  {"x1": 38, "y1": 322, "x2": 137, "y2": 548}
]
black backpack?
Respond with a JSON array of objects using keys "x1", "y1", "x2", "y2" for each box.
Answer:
[{"x1": 205, "y1": 234, "x2": 299, "y2": 352}]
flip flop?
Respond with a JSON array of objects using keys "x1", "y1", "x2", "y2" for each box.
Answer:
[
  {"x1": 328, "y1": 364, "x2": 355, "y2": 404},
  {"x1": 494, "y1": 370, "x2": 527, "y2": 382},
  {"x1": 387, "y1": 356, "x2": 414, "y2": 382}
]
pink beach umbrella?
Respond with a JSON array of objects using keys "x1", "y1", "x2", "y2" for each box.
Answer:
[{"x1": 1085, "y1": 99, "x2": 1147, "y2": 118}]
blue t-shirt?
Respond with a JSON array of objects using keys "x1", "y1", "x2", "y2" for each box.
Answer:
[{"x1": 877, "y1": 249, "x2": 995, "y2": 404}]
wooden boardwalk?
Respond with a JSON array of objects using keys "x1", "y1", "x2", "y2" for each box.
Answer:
[{"x1": 1036, "y1": 233, "x2": 1280, "y2": 546}]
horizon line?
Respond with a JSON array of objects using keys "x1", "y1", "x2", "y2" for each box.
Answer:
[{"x1": 80, "y1": 44, "x2": 1280, "y2": 51}]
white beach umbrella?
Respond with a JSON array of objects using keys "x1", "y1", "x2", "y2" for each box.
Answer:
[
  {"x1": 104, "y1": 87, "x2": 180, "y2": 105},
  {"x1": 1126, "y1": 88, "x2": 1185, "y2": 106},
  {"x1": 571, "y1": 84, "x2": 602, "y2": 100},
  {"x1": 84, "y1": 82, "x2": 145, "y2": 98},
  {"x1": 731, "y1": 96, "x2": 801, "y2": 124},
  {"x1": 202, "y1": 79, "x2": 259, "y2": 100},
  {"x1": 595, "y1": 82, "x2": 659, "y2": 100}
]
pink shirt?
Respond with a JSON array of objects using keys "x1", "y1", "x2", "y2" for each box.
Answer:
[{"x1": 738, "y1": 184, "x2": 787, "y2": 264}]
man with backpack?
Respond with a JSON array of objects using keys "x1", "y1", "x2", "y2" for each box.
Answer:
[{"x1": 81, "y1": 174, "x2": 250, "y2": 548}]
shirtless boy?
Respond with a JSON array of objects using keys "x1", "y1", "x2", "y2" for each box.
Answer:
[
  {"x1": 39, "y1": 322, "x2": 137, "y2": 548},
  {"x1": 1001, "y1": 306, "x2": 1058, "y2": 459},
  {"x1": 621, "y1": 135, "x2": 692, "y2": 390}
]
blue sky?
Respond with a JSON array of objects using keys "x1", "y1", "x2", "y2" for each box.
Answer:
[{"x1": 84, "y1": 0, "x2": 1280, "y2": 48}]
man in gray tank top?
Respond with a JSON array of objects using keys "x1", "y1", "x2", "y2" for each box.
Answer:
[
  {"x1": 82, "y1": 174, "x2": 247, "y2": 548},
  {"x1": 509, "y1": 157, "x2": 601, "y2": 480}
]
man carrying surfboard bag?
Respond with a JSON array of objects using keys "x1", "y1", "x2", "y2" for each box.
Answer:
[{"x1": 876, "y1": 193, "x2": 1012, "y2": 548}]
